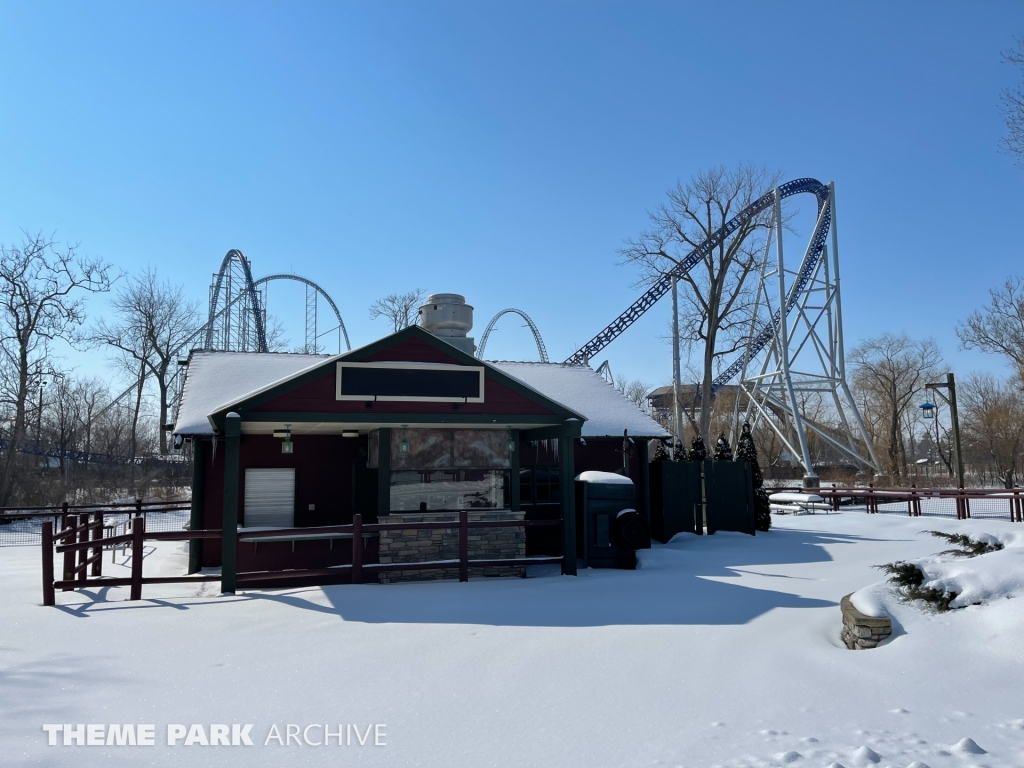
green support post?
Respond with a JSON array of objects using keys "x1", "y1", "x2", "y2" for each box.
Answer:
[
  {"x1": 376, "y1": 428, "x2": 391, "y2": 523},
  {"x1": 639, "y1": 438, "x2": 650, "y2": 529},
  {"x1": 188, "y1": 438, "x2": 207, "y2": 574},
  {"x1": 559, "y1": 429, "x2": 576, "y2": 576},
  {"x1": 509, "y1": 428, "x2": 520, "y2": 512},
  {"x1": 221, "y1": 413, "x2": 241, "y2": 594}
]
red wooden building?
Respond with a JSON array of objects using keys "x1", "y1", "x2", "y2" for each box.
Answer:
[{"x1": 173, "y1": 295, "x2": 668, "y2": 590}]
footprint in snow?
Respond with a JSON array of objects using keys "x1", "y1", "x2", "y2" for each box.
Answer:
[
  {"x1": 760, "y1": 729, "x2": 778, "y2": 736},
  {"x1": 905, "y1": 762, "x2": 931, "y2": 768},
  {"x1": 889, "y1": 708, "x2": 908, "y2": 714},
  {"x1": 851, "y1": 745, "x2": 881, "y2": 764},
  {"x1": 774, "y1": 751, "x2": 802, "y2": 764},
  {"x1": 951, "y1": 737, "x2": 986, "y2": 755},
  {"x1": 827, "y1": 763, "x2": 846, "y2": 768},
  {"x1": 799, "y1": 737, "x2": 818, "y2": 744}
]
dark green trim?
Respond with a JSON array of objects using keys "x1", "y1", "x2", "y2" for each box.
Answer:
[
  {"x1": 639, "y1": 439, "x2": 650, "y2": 526},
  {"x1": 207, "y1": 325, "x2": 584, "y2": 429},
  {"x1": 559, "y1": 429, "x2": 576, "y2": 576},
  {"x1": 221, "y1": 415, "x2": 241, "y2": 594},
  {"x1": 188, "y1": 438, "x2": 207, "y2": 574},
  {"x1": 509, "y1": 429, "x2": 520, "y2": 512},
  {"x1": 376, "y1": 428, "x2": 390, "y2": 521},
  {"x1": 521, "y1": 421, "x2": 583, "y2": 441},
  {"x1": 239, "y1": 412, "x2": 566, "y2": 426}
]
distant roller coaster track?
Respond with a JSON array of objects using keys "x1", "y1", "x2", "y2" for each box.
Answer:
[
  {"x1": 95, "y1": 250, "x2": 351, "y2": 427},
  {"x1": 253, "y1": 273, "x2": 351, "y2": 352},
  {"x1": 564, "y1": 178, "x2": 832, "y2": 394},
  {"x1": 477, "y1": 308, "x2": 548, "y2": 362},
  {"x1": 202, "y1": 250, "x2": 350, "y2": 354}
]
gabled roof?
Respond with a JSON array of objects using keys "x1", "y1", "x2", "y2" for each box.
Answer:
[
  {"x1": 175, "y1": 351, "x2": 328, "y2": 435},
  {"x1": 492, "y1": 362, "x2": 670, "y2": 439},
  {"x1": 176, "y1": 326, "x2": 587, "y2": 434},
  {"x1": 175, "y1": 327, "x2": 669, "y2": 439}
]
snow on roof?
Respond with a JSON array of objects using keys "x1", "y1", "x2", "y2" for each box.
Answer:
[
  {"x1": 491, "y1": 362, "x2": 670, "y2": 438},
  {"x1": 174, "y1": 351, "x2": 329, "y2": 435},
  {"x1": 575, "y1": 471, "x2": 634, "y2": 484},
  {"x1": 175, "y1": 352, "x2": 669, "y2": 440}
]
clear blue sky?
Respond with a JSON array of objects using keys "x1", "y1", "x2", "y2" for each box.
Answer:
[{"x1": 1, "y1": 2, "x2": 1022, "y2": 387}]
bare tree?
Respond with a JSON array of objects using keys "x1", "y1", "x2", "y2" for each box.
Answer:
[
  {"x1": 91, "y1": 270, "x2": 201, "y2": 454},
  {"x1": 959, "y1": 373, "x2": 1024, "y2": 484},
  {"x1": 0, "y1": 234, "x2": 114, "y2": 505},
  {"x1": 1001, "y1": 37, "x2": 1024, "y2": 167},
  {"x1": 614, "y1": 376, "x2": 652, "y2": 411},
  {"x1": 957, "y1": 276, "x2": 1024, "y2": 381},
  {"x1": 619, "y1": 165, "x2": 782, "y2": 443},
  {"x1": 369, "y1": 289, "x2": 425, "y2": 334},
  {"x1": 849, "y1": 334, "x2": 943, "y2": 480}
]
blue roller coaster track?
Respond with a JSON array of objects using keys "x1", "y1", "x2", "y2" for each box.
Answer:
[{"x1": 564, "y1": 178, "x2": 832, "y2": 394}]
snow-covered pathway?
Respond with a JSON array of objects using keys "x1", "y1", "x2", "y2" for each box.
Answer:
[{"x1": 1, "y1": 513, "x2": 1022, "y2": 768}]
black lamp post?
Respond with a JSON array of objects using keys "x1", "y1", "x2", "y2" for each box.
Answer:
[{"x1": 925, "y1": 373, "x2": 964, "y2": 489}]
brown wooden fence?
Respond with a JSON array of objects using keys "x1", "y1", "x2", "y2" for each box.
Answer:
[
  {"x1": 40, "y1": 511, "x2": 564, "y2": 605},
  {"x1": 775, "y1": 484, "x2": 1024, "y2": 522}
]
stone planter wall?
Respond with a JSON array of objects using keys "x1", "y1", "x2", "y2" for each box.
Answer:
[
  {"x1": 841, "y1": 593, "x2": 892, "y2": 649},
  {"x1": 378, "y1": 509, "x2": 526, "y2": 584}
]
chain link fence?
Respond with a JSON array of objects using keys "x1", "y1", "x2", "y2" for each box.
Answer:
[{"x1": 0, "y1": 504, "x2": 190, "y2": 547}]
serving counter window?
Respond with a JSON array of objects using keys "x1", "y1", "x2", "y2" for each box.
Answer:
[
  {"x1": 389, "y1": 469, "x2": 509, "y2": 512},
  {"x1": 377, "y1": 428, "x2": 512, "y2": 514}
]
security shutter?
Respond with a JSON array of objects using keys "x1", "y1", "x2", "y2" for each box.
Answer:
[{"x1": 244, "y1": 468, "x2": 295, "y2": 528}]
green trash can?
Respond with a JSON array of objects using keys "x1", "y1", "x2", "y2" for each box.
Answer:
[{"x1": 574, "y1": 471, "x2": 650, "y2": 569}]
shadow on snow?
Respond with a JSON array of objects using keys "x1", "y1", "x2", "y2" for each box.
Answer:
[{"x1": 54, "y1": 527, "x2": 878, "y2": 627}]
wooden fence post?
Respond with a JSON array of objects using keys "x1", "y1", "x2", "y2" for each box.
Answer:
[
  {"x1": 130, "y1": 516, "x2": 145, "y2": 601},
  {"x1": 41, "y1": 521, "x2": 55, "y2": 607},
  {"x1": 60, "y1": 501, "x2": 68, "y2": 532},
  {"x1": 459, "y1": 510, "x2": 469, "y2": 583},
  {"x1": 77, "y1": 513, "x2": 89, "y2": 587},
  {"x1": 351, "y1": 514, "x2": 363, "y2": 585},
  {"x1": 61, "y1": 515, "x2": 77, "y2": 592},
  {"x1": 831, "y1": 484, "x2": 839, "y2": 512},
  {"x1": 90, "y1": 512, "x2": 102, "y2": 577}
]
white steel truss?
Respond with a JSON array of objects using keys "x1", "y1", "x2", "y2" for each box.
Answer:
[{"x1": 733, "y1": 183, "x2": 881, "y2": 485}]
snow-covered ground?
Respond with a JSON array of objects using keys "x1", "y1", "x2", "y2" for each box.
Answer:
[{"x1": 2, "y1": 513, "x2": 1023, "y2": 768}]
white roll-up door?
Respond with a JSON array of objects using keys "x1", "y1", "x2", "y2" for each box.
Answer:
[{"x1": 244, "y1": 468, "x2": 295, "y2": 528}]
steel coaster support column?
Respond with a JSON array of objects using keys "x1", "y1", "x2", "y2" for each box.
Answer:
[
  {"x1": 221, "y1": 413, "x2": 241, "y2": 594},
  {"x1": 671, "y1": 277, "x2": 682, "y2": 458},
  {"x1": 829, "y1": 182, "x2": 881, "y2": 473},
  {"x1": 733, "y1": 204, "x2": 776, "y2": 441},
  {"x1": 305, "y1": 283, "x2": 317, "y2": 354},
  {"x1": 774, "y1": 190, "x2": 817, "y2": 487},
  {"x1": 188, "y1": 438, "x2": 207, "y2": 574}
]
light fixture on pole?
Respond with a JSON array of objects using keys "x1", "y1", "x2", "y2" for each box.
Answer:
[
  {"x1": 919, "y1": 401, "x2": 936, "y2": 420},
  {"x1": 925, "y1": 374, "x2": 964, "y2": 490},
  {"x1": 399, "y1": 425, "x2": 409, "y2": 454}
]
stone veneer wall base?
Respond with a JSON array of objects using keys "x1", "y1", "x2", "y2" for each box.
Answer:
[{"x1": 378, "y1": 510, "x2": 526, "y2": 584}]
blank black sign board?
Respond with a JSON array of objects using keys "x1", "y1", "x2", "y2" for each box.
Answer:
[{"x1": 339, "y1": 367, "x2": 481, "y2": 400}]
